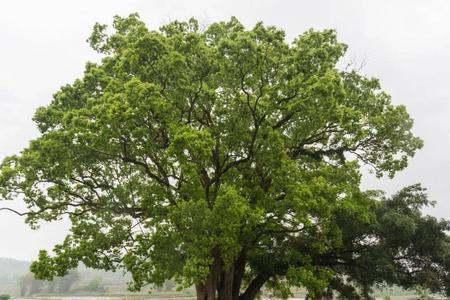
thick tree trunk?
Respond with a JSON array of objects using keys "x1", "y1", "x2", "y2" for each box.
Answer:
[
  {"x1": 218, "y1": 266, "x2": 234, "y2": 300},
  {"x1": 196, "y1": 280, "x2": 215, "y2": 300},
  {"x1": 196, "y1": 266, "x2": 220, "y2": 300},
  {"x1": 196, "y1": 250, "x2": 223, "y2": 300},
  {"x1": 195, "y1": 250, "x2": 267, "y2": 300}
]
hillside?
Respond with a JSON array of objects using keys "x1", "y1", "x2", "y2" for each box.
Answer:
[{"x1": 0, "y1": 258, "x2": 29, "y2": 281}]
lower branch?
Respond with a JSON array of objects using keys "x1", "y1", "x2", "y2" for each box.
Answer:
[{"x1": 239, "y1": 273, "x2": 270, "y2": 300}]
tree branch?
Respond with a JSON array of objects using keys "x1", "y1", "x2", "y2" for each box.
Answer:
[
  {"x1": 239, "y1": 273, "x2": 270, "y2": 300},
  {"x1": 0, "y1": 207, "x2": 28, "y2": 216}
]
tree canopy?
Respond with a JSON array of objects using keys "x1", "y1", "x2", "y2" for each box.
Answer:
[{"x1": 1, "y1": 14, "x2": 448, "y2": 300}]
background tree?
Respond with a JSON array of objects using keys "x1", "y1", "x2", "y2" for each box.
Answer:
[
  {"x1": 261, "y1": 185, "x2": 450, "y2": 299},
  {"x1": 18, "y1": 275, "x2": 27, "y2": 297},
  {"x1": 1, "y1": 14, "x2": 446, "y2": 300},
  {"x1": 17, "y1": 273, "x2": 45, "y2": 296},
  {"x1": 17, "y1": 271, "x2": 80, "y2": 296},
  {"x1": 84, "y1": 276, "x2": 105, "y2": 292},
  {"x1": 57, "y1": 271, "x2": 80, "y2": 293},
  {"x1": 47, "y1": 279, "x2": 56, "y2": 293},
  {"x1": 17, "y1": 273, "x2": 32, "y2": 297},
  {"x1": 29, "y1": 278, "x2": 44, "y2": 295}
]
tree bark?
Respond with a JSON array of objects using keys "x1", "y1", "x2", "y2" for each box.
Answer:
[
  {"x1": 196, "y1": 281, "x2": 215, "y2": 300},
  {"x1": 239, "y1": 273, "x2": 270, "y2": 300},
  {"x1": 196, "y1": 249, "x2": 224, "y2": 300},
  {"x1": 232, "y1": 251, "x2": 247, "y2": 300},
  {"x1": 218, "y1": 266, "x2": 234, "y2": 300},
  {"x1": 196, "y1": 250, "x2": 262, "y2": 300}
]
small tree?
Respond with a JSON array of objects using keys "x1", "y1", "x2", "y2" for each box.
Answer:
[
  {"x1": 1, "y1": 14, "x2": 449, "y2": 300},
  {"x1": 0, "y1": 294, "x2": 11, "y2": 300}
]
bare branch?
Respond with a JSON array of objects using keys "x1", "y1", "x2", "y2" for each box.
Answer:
[{"x1": 0, "y1": 207, "x2": 28, "y2": 216}]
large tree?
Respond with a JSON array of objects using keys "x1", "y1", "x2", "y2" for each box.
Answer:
[{"x1": 1, "y1": 14, "x2": 448, "y2": 300}]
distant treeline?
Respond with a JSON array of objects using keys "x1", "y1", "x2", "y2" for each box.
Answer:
[
  {"x1": 0, "y1": 257, "x2": 122, "y2": 296},
  {"x1": 17, "y1": 271, "x2": 106, "y2": 297},
  {"x1": 0, "y1": 257, "x2": 183, "y2": 297}
]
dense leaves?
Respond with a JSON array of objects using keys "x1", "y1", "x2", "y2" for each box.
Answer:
[{"x1": 1, "y1": 14, "x2": 447, "y2": 300}]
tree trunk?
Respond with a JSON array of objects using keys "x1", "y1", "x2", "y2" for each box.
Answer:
[
  {"x1": 196, "y1": 280, "x2": 215, "y2": 300},
  {"x1": 195, "y1": 250, "x2": 266, "y2": 300},
  {"x1": 218, "y1": 266, "x2": 234, "y2": 300},
  {"x1": 196, "y1": 251, "x2": 223, "y2": 300}
]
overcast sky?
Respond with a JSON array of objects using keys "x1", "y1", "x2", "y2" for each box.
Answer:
[{"x1": 0, "y1": 0, "x2": 449, "y2": 261}]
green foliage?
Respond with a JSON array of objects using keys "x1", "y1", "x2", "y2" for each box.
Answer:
[
  {"x1": 0, "y1": 294, "x2": 10, "y2": 300},
  {"x1": 0, "y1": 13, "x2": 446, "y2": 300}
]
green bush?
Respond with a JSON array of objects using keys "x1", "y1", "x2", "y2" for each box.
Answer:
[{"x1": 0, "y1": 294, "x2": 11, "y2": 300}]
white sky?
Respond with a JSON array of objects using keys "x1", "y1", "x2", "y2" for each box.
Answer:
[{"x1": 0, "y1": 0, "x2": 449, "y2": 261}]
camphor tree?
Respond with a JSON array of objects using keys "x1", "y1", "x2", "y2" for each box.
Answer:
[{"x1": 1, "y1": 14, "x2": 449, "y2": 300}]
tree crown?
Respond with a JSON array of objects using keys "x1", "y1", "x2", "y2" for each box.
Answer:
[{"x1": 1, "y1": 14, "x2": 444, "y2": 300}]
